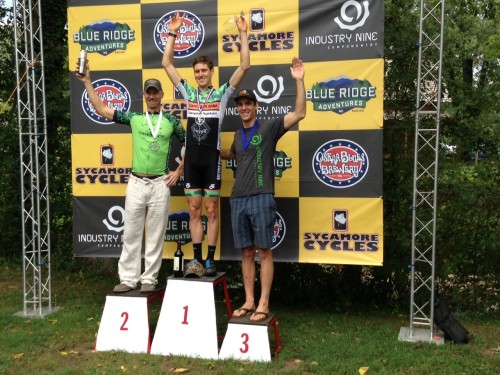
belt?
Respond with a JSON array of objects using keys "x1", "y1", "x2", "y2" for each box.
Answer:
[{"x1": 131, "y1": 172, "x2": 163, "y2": 180}]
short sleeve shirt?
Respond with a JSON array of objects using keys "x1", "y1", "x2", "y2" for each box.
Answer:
[
  {"x1": 230, "y1": 117, "x2": 286, "y2": 197},
  {"x1": 114, "y1": 110, "x2": 186, "y2": 175}
]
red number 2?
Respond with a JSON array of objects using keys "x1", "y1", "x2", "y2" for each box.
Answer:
[
  {"x1": 240, "y1": 333, "x2": 249, "y2": 353},
  {"x1": 120, "y1": 312, "x2": 129, "y2": 331}
]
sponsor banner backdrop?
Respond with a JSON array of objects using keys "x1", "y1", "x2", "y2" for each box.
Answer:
[
  {"x1": 218, "y1": 0, "x2": 299, "y2": 67},
  {"x1": 299, "y1": 130, "x2": 383, "y2": 198},
  {"x1": 68, "y1": 5, "x2": 142, "y2": 71},
  {"x1": 69, "y1": 0, "x2": 384, "y2": 265},
  {"x1": 299, "y1": 0, "x2": 384, "y2": 62},
  {"x1": 299, "y1": 197, "x2": 383, "y2": 265},
  {"x1": 72, "y1": 134, "x2": 132, "y2": 197},
  {"x1": 303, "y1": 59, "x2": 384, "y2": 130}
]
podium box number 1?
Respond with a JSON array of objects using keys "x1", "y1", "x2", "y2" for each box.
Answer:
[{"x1": 150, "y1": 273, "x2": 231, "y2": 359}]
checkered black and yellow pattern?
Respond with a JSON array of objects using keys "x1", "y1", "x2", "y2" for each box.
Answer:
[{"x1": 69, "y1": 0, "x2": 384, "y2": 265}]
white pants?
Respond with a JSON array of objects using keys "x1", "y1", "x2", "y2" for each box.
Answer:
[{"x1": 118, "y1": 174, "x2": 170, "y2": 287}]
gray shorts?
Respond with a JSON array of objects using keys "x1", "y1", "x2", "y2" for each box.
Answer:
[{"x1": 230, "y1": 193, "x2": 277, "y2": 250}]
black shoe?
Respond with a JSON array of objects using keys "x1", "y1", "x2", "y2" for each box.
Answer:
[{"x1": 204, "y1": 259, "x2": 217, "y2": 277}]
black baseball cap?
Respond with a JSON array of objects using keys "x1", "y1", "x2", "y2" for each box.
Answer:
[
  {"x1": 143, "y1": 78, "x2": 162, "y2": 92},
  {"x1": 233, "y1": 88, "x2": 257, "y2": 103}
]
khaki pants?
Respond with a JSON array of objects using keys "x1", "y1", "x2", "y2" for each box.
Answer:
[{"x1": 118, "y1": 174, "x2": 170, "y2": 287}]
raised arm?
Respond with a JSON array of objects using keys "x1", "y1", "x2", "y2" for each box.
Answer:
[
  {"x1": 161, "y1": 12, "x2": 184, "y2": 86},
  {"x1": 228, "y1": 15, "x2": 250, "y2": 89},
  {"x1": 283, "y1": 57, "x2": 306, "y2": 130},
  {"x1": 75, "y1": 62, "x2": 115, "y2": 121}
]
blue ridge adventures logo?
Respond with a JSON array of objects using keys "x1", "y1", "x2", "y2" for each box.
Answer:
[
  {"x1": 307, "y1": 76, "x2": 376, "y2": 114},
  {"x1": 74, "y1": 20, "x2": 135, "y2": 55}
]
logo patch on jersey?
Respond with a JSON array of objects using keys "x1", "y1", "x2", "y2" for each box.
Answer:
[
  {"x1": 81, "y1": 79, "x2": 131, "y2": 124},
  {"x1": 155, "y1": 11, "x2": 204, "y2": 58},
  {"x1": 312, "y1": 139, "x2": 369, "y2": 188}
]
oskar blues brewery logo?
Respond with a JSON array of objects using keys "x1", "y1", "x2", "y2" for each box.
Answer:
[
  {"x1": 165, "y1": 211, "x2": 207, "y2": 243},
  {"x1": 305, "y1": 0, "x2": 379, "y2": 51},
  {"x1": 303, "y1": 208, "x2": 379, "y2": 252},
  {"x1": 75, "y1": 144, "x2": 131, "y2": 184},
  {"x1": 272, "y1": 211, "x2": 286, "y2": 249},
  {"x1": 155, "y1": 11, "x2": 204, "y2": 57},
  {"x1": 225, "y1": 150, "x2": 292, "y2": 178},
  {"x1": 77, "y1": 205, "x2": 124, "y2": 248},
  {"x1": 222, "y1": 8, "x2": 294, "y2": 53},
  {"x1": 82, "y1": 79, "x2": 131, "y2": 124},
  {"x1": 312, "y1": 139, "x2": 368, "y2": 188},
  {"x1": 307, "y1": 77, "x2": 376, "y2": 114},
  {"x1": 73, "y1": 20, "x2": 135, "y2": 55}
]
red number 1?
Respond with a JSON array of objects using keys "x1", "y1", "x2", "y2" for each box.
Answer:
[{"x1": 182, "y1": 305, "x2": 189, "y2": 325}]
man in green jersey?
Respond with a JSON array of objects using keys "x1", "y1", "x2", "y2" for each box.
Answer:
[
  {"x1": 76, "y1": 63, "x2": 186, "y2": 293},
  {"x1": 162, "y1": 12, "x2": 250, "y2": 277}
]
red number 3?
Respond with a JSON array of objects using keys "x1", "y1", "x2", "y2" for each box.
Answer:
[{"x1": 240, "y1": 333, "x2": 249, "y2": 353}]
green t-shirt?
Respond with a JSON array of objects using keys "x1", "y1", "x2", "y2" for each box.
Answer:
[{"x1": 114, "y1": 110, "x2": 186, "y2": 175}]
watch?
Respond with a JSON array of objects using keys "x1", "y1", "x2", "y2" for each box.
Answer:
[{"x1": 168, "y1": 32, "x2": 177, "y2": 38}]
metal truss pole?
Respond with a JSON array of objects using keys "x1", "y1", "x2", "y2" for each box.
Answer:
[
  {"x1": 399, "y1": 0, "x2": 445, "y2": 344},
  {"x1": 13, "y1": 0, "x2": 54, "y2": 317}
]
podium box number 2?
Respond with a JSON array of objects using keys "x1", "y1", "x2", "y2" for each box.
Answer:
[{"x1": 95, "y1": 289, "x2": 164, "y2": 353}]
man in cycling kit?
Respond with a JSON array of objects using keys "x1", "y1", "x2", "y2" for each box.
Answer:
[
  {"x1": 162, "y1": 11, "x2": 250, "y2": 277},
  {"x1": 76, "y1": 63, "x2": 185, "y2": 293}
]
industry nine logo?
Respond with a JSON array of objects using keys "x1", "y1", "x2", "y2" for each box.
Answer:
[
  {"x1": 312, "y1": 139, "x2": 369, "y2": 188},
  {"x1": 155, "y1": 11, "x2": 204, "y2": 58},
  {"x1": 255, "y1": 75, "x2": 284, "y2": 104},
  {"x1": 334, "y1": 0, "x2": 370, "y2": 31},
  {"x1": 82, "y1": 79, "x2": 131, "y2": 124},
  {"x1": 103, "y1": 206, "x2": 125, "y2": 232}
]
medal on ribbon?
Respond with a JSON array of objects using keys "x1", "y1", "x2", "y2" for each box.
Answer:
[
  {"x1": 145, "y1": 110, "x2": 162, "y2": 151},
  {"x1": 240, "y1": 121, "x2": 259, "y2": 163}
]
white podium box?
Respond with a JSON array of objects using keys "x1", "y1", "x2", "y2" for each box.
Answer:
[
  {"x1": 150, "y1": 272, "x2": 231, "y2": 359},
  {"x1": 95, "y1": 288, "x2": 164, "y2": 354},
  {"x1": 219, "y1": 313, "x2": 281, "y2": 362}
]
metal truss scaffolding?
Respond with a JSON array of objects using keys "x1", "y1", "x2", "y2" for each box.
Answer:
[
  {"x1": 13, "y1": 0, "x2": 54, "y2": 317},
  {"x1": 399, "y1": 0, "x2": 446, "y2": 344}
]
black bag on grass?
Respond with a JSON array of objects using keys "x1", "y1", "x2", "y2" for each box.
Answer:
[{"x1": 434, "y1": 294, "x2": 470, "y2": 344}]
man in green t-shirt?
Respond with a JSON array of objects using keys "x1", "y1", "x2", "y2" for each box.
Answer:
[{"x1": 76, "y1": 63, "x2": 186, "y2": 294}]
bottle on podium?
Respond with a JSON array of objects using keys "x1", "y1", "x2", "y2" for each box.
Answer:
[{"x1": 173, "y1": 241, "x2": 184, "y2": 278}]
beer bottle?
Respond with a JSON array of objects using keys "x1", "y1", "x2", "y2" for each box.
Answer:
[{"x1": 173, "y1": 241, "x2": 184, "y2": 278}]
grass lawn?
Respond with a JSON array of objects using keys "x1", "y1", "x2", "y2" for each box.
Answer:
[{"x1": 0, "y1": 260, "x2": 498, "y2": 374}]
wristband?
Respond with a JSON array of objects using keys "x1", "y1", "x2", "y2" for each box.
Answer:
[{"x1": 168, "y1": 32, "x2": 177, "y2": 38}]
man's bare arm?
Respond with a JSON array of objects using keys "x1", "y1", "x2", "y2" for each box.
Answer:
[
  {"x1": 283, "y1": 57, "x2": 306, "y2": 130},
  {"x1": 228, "y1": 15, "x2": 250, "y2": 88},
  {"x1": 161, "y1": 12, "x2": 184, "y2": 87}
]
